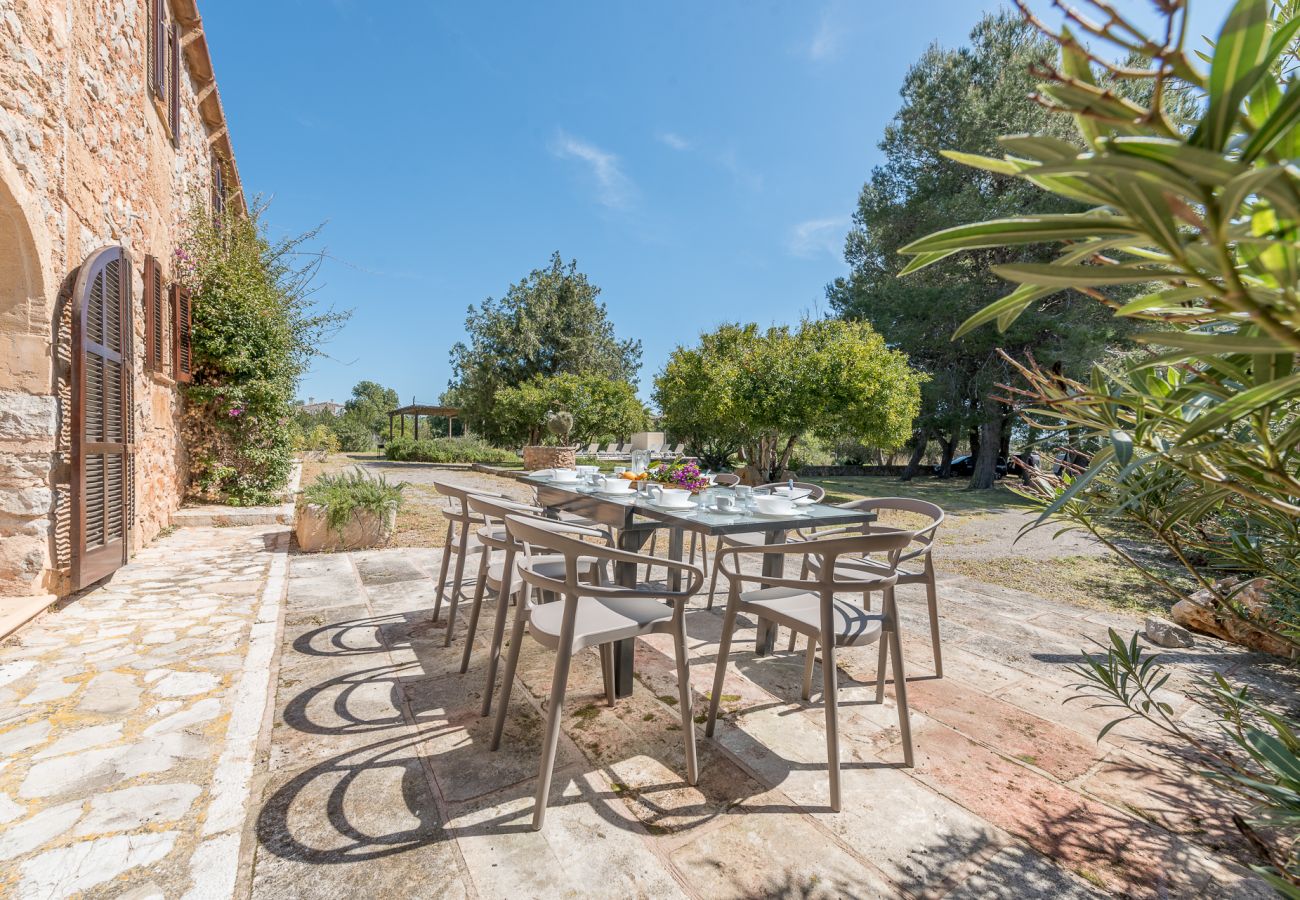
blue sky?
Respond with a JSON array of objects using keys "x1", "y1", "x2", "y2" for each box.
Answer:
[{"x1": 201, "y1": 1, "x2": 1231, "y2": 409}]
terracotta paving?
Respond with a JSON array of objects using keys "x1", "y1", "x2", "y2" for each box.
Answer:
[{"x1": 249, "y1": 540, "x2": 1284, "y2": 899}]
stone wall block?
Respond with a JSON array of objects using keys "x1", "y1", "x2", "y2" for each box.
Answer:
[{"x1": 0, "y1": 390, "x2": 55, "y2": 441}]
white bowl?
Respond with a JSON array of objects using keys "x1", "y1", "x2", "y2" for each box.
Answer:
[
  {"x1": 576, "y1": 465, "x2": 600, "y2": 476},
  {"x1": 754, "y1": 495, "x2": 796, "y2": 516},
  {"x1": 772, "y1": 486, "x2": 811, "y2": 500},
  {"x1": 551, "y1": 468, "x2": 579, "y2": 483},
  {"x1": 598, "y1": 478, "x2": 633, "y2": 494},
  {"x1": 653, "y1": 488, "x2": 694, "y2": 508}
]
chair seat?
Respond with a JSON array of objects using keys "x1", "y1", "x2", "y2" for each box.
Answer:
[
  {"x1": 808, "y1": 555, "x2": 920, "y2": 582},
  {"x1": 739, "y1": 587, "x2": 883, "y2": 647},
  {"x1": 528, "y1": 593, "x2": 673, "y2": 650},
  {"x1": 486, "y1": 554, "x2": 566, "y2": 589},
  {"x1": 720, "y1": 531, "x2": 774, "y2": 548}
]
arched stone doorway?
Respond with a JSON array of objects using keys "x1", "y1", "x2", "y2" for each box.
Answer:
[{"x1": 0, "y1": 165, "x2": 56, "y2": 599}]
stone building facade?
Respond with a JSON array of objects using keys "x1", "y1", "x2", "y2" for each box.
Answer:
[{"x1": 0, "y1": 0, "x2": 241, "y2": 626}]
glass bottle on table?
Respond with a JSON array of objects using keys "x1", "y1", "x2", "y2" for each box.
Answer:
[{"x1": 631, "y1": 448, "x2": 651, "y2": 475}]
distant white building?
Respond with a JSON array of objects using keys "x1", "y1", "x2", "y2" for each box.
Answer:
[{"x1": 301, "y1": 399, "x2": 345, "y2": 417}]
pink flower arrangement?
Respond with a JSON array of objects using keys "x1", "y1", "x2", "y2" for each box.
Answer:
[
  {"x1": 228, "y1": 407, "x2": 243, "y2": 418},
  {"x1": 648, "y1": 460, "x2": 709, "y2": 493}
]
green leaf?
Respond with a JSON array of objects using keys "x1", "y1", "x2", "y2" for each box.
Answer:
[
  {"x1": 1242, "y1": 79, "x2": 1300, "y2": 162},
  {"x1": 992, "y1": 262, "x2": 1172, "y2": 287},
  {"x1": 1245, "y1": 728, "x2": 1300, "y2": 783},
  {"x1": 952, "y1": 284, "x2": 1057, "y2": 338},
  {"x1": 1193, "y1": 0, "x2": 1270, "y2": 151},
  {"x1": 1108, "y1": 137, "x2": 1247, "y2": 184},
  {"x1": 1110, "y1": 429, "x2": 1133, "y2": 466},
  {"x1": 1134, "y1": 330, "x2": 1298, "y2": 354},
  {"x1": 997, "y1": 134, "x2": 1083, "y2": 162},
  {"x1": 899, "y1": 215, "x2": 1140, "y2": 254},
  {"x1": 1180, "y1": 371, "x2": 1300, "y2": 441},
  {"x1": 1218, "y1": 167, "x2": 1283, "y2": 218},
  {"x1": 898, "y1": 250, "x2": 957, "y2": 276},
  {"x1": 1058, "y1": 26, "x2": 1104, "y2": 149},
  {"x1": 1115, "y1": 287, "x2": 1209, "y2": 315},
  {"x1": 939, "y1": 149, "x2": 1026, "y2": 176}
]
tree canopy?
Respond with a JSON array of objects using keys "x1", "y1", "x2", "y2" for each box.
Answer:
[
  {"x1": 447, "y1": 253, "x2": 642, "y2": 443},
  {"x1": 826, "y1": 11, "x2": 1133, "y2": 486},
  {"x1": 492, "y1": 372, "x2": 649, "y2": 447},
  {"x1": 655, "y1": 319, "x2": 924, "y2": 480}
]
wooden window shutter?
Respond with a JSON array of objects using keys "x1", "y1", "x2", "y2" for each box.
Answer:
[
  {"x1": 168, "y1": 22, "x2": 181, "y2": 146},
  {"x1": 211, "y1": 152, "x2": 225, "y2": 218},
  {"x1": 147, "y1": 0, "x2": 157, "y2": 95},
  {"x1": 154, "y1": 0, "x2": 168, "y2": 96},
  {"x1": 172, "y1": 283, "x2": 193, "y2": 382},
  {"x1": 143, "y1": 255, "x2": 165, "y2": 373}
]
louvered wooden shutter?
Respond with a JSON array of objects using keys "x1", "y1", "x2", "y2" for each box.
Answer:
[
  {"x1": 143, "y1": 255, "x2": 165, "y2": 373},
  {"x1": 147, "y1": 0, "x2": 157, "y2": 95},
  {"x1": 168, "y1": 23, "x2": 181, "y2": 146},
  {"x1": 172, "y1": 283, "x2": 193, "y2": 382},
  {"x1": 72, "y1": 247, "x2": 133, "y2": 590},
  {"x1": 211, "y1": 153, "x2": 225, "y2": 218},
  {"x1": 154, "y1": 0, "x2": 167, "y2": 96}
]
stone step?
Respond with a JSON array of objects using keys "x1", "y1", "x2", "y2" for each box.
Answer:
[
  {"x1": 169, "y1": 503, "x2": 293, "y2": 527},
  {"x1": 0, "y1": 593, "x2": 56, "y2": 640}
]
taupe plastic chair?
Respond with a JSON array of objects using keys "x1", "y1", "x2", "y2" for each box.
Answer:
[
  {"x1": 432, "y1": 480, "x2": 512, "y2": 641},
  {"x1": 705, "y1": 481, "x2": 827, "y2": 608},
  {"x1": 464, "y1": 496, "x2": 610, "y2": 715},
  {"x1": 492, "y1": 513, "x2": 705, "y2": 830},
  {"x1": 803, "y1": 498, "x2": 946, "y2": 677},
  {"x1": 705, "y1": 529, "x2": 916, "y2": 812}
]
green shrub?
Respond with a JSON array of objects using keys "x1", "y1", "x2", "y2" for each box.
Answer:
[
  {"x1": 301, "y1": 424, "x2": 340, "y2": 454},
  {"x1": 384, "y1": 436, "x2": 520, "y2": 465},
  {"x1": 300, "y1": 471, "x2": 404, "y2": 531}
]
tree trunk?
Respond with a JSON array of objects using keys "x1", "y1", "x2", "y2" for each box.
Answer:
[
  {"x1": 901, "y1": 429, "x2": 929, "y2": 481},
  {"x1": 937, "y1": 435, "x2": 956, "y2": 478},
  {"x1": 968, "y1": 418, "x2": 1002, "y2": 490},
  {"x1": 999, "y1": 415, "x2": 1012, "y2": 461},
  {"x1": 968, "y1": 427, "x2": 981, "y2": 465}
]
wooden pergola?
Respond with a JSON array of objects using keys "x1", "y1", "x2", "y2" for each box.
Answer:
[{"x1": 387, "y1": 404, "x2": 460, "y2": 441}]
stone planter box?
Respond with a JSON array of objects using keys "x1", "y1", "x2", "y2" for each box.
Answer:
[
  {"x1": 295, "y1": 503, "x2": 396, "y2": 553},
  {"x1": 522, "y1": 445, "x2": 576, "y2": 470}
]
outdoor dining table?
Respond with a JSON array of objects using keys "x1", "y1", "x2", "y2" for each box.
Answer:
[{"x1": 523, "y1": 474, "x2": 878, "y2": 698}]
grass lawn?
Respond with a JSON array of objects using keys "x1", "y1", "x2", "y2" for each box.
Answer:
[{"x1": 807, "y1": 474, "x2": 1036, "y2": 514}]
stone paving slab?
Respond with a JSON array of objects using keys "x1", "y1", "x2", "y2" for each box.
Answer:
[
  {"x1": 246, "y1": 539, "x2": 1279, "y2": 899},
  {"x1": 0, "y1": 525, "x2": 288, "y2": 900}
]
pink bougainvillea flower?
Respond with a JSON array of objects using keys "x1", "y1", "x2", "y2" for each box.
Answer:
[{"x1": 228, "y1": 408, "x2": 243, "y2": 418}]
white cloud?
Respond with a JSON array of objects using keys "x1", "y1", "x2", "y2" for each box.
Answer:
[
  {"x1": 656, "y1": 131, "x2": 692, "y2": 151},
  {"x1": 788, "y1": 217, "x2": 848, "y2": 259},
  {"x1": 806, "y1": 3, "x2": 844, "y2": 62},
  {"x1": 550, "y1": 131, "x2": 634, "y2": 209}
]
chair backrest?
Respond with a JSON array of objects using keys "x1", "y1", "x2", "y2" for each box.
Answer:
[
  {"x1": 842, "y1": 497, "x2": 943, "y2": 551},
  {"x1": 713, "y1": 473, "x2": 740, "y2": 487},
  {"x1": 716, "y1": 529, "x2": 913, "y2": 595},
  {"x1": 466, "y1": 494, "x2": 544, "y2": 551},
  {"x1": 503, "y1": 514, "x2": 703, "y2": 603},
  {"x1": 432, "y1": 480, "x2": 475, "y2": 521},
  {"x1": 603, "y1": 443, "x2": 618, "y2": 453},
  {"x1": 754, "y1": 480, "x2": 826, "y2": 502},
  {"x1": 585, "y1": 442, "x2": 600, "y2": 455}
]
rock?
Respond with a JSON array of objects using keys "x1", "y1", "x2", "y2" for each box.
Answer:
[
  {"x1": 1171, "y1": 577, "x2": 1296, "y2": 659},
  {"x1": 1144, "y1": 617, "x2": 1194, "y2": 648},
  {"x1": 0, "y1": 800, "x2": 84, "y2": 861},
  {"x1": 150, "y1": 671, "x2": 219, "y2": 698},
  {"x1": 77, "y1": 671, "x2": 141, "y2": 715},
  {"x1": 17, "y1": 832, "x2": 178, "y2": 899},
  {"x1": 73, "y1": 783, "x2": 200, "y2": 835}
]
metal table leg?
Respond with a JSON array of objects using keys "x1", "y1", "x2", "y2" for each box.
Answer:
[{"x1": 611, "y1": 525, "x2": 654, "y2": 698}]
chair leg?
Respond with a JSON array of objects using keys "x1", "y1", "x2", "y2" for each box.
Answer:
[
  {"x1": 875, "y1": 619, "x2": 888, "y2": 704},
  {"x1": 820, "y1": 610, "x2": 841, "y2": 812},
  {"x1": 672, "y1": 617, "x2": 698, "y2": 785},
  {"x1": 801, "y1": 637, "x2": 816, "y2": 701},
  {"x1": 886, "y1": 586, "x2": 914, "y2": 767},
  {"x1": 926, "y1": 561, "x2": 942, "y2": 679},
  {"x1": 432, "y1": 521, "x2": 454, "y2": 621},
  {"x1": 491, "y1": 597, "x2": 529, "y2": 751},
  {"x1": 443, "y1": 526, "x2": 472, "y2": 646},
  {"x1": 532, "y1": 639, "x2": 574, "y2": 830},
  {"x1": 787, "y1": 628, "x2": 799, "y2": 653},
  {"x1": 599, "y1": 643, "x2": 616, "y2": 707},
  {"x1": 480, "y1": 583, "x2": 513, "y2": 718},
  {"x1": 707, "y1": 552, "x2": 721, "y2": 610},
  {"x1": 705, "y1": 595, "x2": 739, "y2": 737},
  {"x1": 645, "y1": 532, "x2": 659, "y2": 582},
  {"x1": 460, "y1": 552, "x2": 490, "y2": 673}
]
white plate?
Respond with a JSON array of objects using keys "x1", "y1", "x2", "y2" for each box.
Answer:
[
  {"x1": 596, "y1": 489, "x2": 636, "y2": 498},
  {"x1": 794, "y1": 497, "x2": 815, "y2": 506},
  {"x1": 750, "y1": 508, "x2": 809, "y2": 519},
  {"x1": 640, "y1": 501, "x2": 697, "y2": 512}
]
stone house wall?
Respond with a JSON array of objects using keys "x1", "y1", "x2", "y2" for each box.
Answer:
[{"x1": 0, "y1": 0, "x2": 241, "y2": 601}]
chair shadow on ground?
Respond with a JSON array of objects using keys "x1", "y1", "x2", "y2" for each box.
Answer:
[{"x1": 256, "y1": 603, "x2": 927, "y2": 872}]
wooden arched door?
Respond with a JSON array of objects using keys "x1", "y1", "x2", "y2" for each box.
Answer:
[{"x1": 72, "y1": 246, "x2": 134, "y2": 590}]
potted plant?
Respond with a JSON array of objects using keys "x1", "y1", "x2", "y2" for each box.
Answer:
[
  {"x1": 522, "y1": 410, "x2": 578, "y2": 471},
  {"x1": 295, "y1": 471, "x2": 404, "y2": 552}
]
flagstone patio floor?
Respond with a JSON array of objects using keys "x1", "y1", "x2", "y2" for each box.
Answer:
[{"x1": 1, "y1": 507, "x2": 1294, "y2": 898}]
